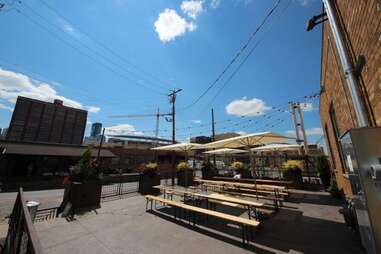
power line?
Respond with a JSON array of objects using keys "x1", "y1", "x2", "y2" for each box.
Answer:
[
  {"x1": 203, "y1": 0, "x2": 292, "y2": 110},
  {"x1": 36, "y1": 0, "x2": 173, "y2": 90},
  {"x1": 181, "y1": 0, "x2": 281, "y2": 110},
  {"x1": 14, "y1": 3, "x2": 167, "y2": 95}
]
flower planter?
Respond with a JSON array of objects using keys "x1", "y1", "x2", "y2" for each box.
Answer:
[
  {"x1": 283, "y1": 171, "x2": 303, "y2": 189},
  {"x1": 138, "y1": 173, "x2": 160, "y2": 195},
  {"x1": 59, "y1": 181, "x2": 102, "y2": 214},
  {"x1": 177, "y1": 170, "x2": 194, "y2": 187}
]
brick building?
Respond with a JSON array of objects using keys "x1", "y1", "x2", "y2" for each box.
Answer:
[
  {"x1": 6, "y1": 96, "x2": 87, "y2": 145},
  {"x1": 319, "y1": 1, "x2": 381, "y2": 196}
]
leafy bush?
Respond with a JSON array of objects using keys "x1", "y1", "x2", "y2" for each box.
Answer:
[
  {"x1": 283, "y1": 160, "x2": 303, "y2": 174},
  {"x1": 140, "y1": 162, "x2": 159, "y2": 177},
  {"x1": 230, "y1": 161, "x2": 245, "y2": 170},
  {"x1": 316, "y1": 154, "x2": 331, "y2": 188},
  {"x1": 71, "y1": 148, "x2": 100, "y2": 182},
  {"x1": 177, "y1": 161, "x2": 189, "y2": 171},
  {"x1": 327, "y1": 177, "x2": 342, "y2": 199}
]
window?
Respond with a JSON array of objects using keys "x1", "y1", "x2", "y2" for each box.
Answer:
[
  {"x1": 329, "y1": 103, "x2": 345, "y2": 173},
  {"x1": 324, "y1": 124, "x2": 336, "y2": 169}
]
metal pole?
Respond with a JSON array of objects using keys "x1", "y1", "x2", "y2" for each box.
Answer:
[
  {"x1": 97, "y1": 128, "x2": 105, "y2": 161},
  {"x1": 290, "y1": 103, "x2": 301, "y2": 144},
  {"x1": 322, "y1": 0, "x2": 367, "y2": 127},
  {"x1": 169, "y1": 89, "x2": 182, "y2": 186},
  {"x1": 296, "y1": 103, "x2": 309, "y2": 154},
  {"x1": 211, "y1": 108, "x2": 216, "y2": 167}
]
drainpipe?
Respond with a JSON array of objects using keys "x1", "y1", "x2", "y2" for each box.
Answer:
[{"x1": 322, "y1": 0, "x2": 368, "y2": 127}]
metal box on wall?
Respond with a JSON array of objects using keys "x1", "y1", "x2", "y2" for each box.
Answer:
[{"x1": 340, "y1": 127, "x2": 381, "y2": 254}]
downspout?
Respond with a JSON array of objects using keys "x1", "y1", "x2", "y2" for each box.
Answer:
[{"x1": 322, "y1": 0, "x2": 368, "y2": 127}]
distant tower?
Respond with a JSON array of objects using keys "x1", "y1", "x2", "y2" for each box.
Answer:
[{"x1": 91, "y1": 122, "x2": 102, "y2": 138}]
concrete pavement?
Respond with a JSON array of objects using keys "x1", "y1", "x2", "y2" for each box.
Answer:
[{"x1": 34, "y1": 190, "x2": 363, "y2": 254}]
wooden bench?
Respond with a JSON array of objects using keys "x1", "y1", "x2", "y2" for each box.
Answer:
[
  {"x1": 145, "y1": 195, "x2": 260, "y2": 245},
  {"x1": 154, "y1": 186, "x2": 264, "y2": 221},
  {"x1": 199, "y1": 184, "x2": 285, "y2": 208}
]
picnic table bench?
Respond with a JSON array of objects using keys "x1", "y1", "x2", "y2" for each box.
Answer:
[
  {"x1": 213, "y1": 176, "x2": 292, "y2": 187},
  {"x1": 154, "y1": 186, "x2": 264, "y2": 221},
  {"x1": 145, "y1": 195, "x2": 260, "y2": 245}
]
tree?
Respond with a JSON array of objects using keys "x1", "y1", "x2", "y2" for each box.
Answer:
[{"x1": 316, "y1": 154, "x2": 331, "y2": 188}]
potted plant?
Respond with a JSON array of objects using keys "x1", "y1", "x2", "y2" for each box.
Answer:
[
  {"x1": 283, "y1": 160, "x2": 303, "y2": 188},
  {"x1": 231, "y1": 161, "x2": 251, "y2": 178},
  {"x1": 138, "y1": 162, "x2": 160, "y2": 195},
  {"x1": 315, "y1": 154, "x2": 331, "y2": 189},
  {"x1": 59, "y1": 148, "x2": 102, "y2": 214},
  {"x1": 201, "y1": 160, "x2": 217, "y2": 179},
  {"x1": 177, "y1": 161, "x2": 193, "y2": 187}
]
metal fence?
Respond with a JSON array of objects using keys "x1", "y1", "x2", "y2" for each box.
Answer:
[
  {"x1": 101, "y1": 182, "x2": 139, "y2": 199},
  {"x1": 3, "y1": 188, "x2": 45, "y2": 254}
]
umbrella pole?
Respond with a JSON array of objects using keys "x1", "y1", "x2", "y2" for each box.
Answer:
[{"x1": 248, "y1": 147, "x2": 258, "y2": 199}]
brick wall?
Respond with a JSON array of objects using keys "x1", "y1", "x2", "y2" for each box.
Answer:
[{"x1": 320, "y1": 0, "x2": 381, "y2": 196}]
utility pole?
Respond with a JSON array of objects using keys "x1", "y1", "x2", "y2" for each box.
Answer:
[
  {"x1": 211, "y1": 108, "x2": 216, "y2": 166},
  {"x1": 296, "y1": 103, "x2": 309, "y2": 154},
  {"x1": 290, "y1": 103, "x2": 302, "y2": 147},
  {"x1": 168, "y1": 88, "x2": 182, "y2": 185},
  {"x1": 96, "y1": 128, "x2": 105, "y2": 174}
]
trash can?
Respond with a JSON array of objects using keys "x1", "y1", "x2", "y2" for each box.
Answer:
[{"x1": 26, "y1": 201, "x2": 40, "y2": 223}]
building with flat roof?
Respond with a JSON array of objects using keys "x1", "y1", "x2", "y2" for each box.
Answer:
[
  {"x1": 6, "y1": 96, "x2": 87, "y2": 145},
  {"x1": 91, "y1": 122, "x2": 102, "y2": 138}
]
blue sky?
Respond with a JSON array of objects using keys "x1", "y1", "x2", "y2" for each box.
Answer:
[{"x1": 0, "y1": 0, "x2": 323, "y2": 143}]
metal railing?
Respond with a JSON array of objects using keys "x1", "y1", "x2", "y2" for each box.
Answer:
[{"x1": 3, "y1": 188, "x2": 44, "y2": 254}]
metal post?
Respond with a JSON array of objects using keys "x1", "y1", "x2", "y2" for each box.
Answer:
[
  {"x1": 211, "y1": 108, "x2": 216, "y2": 167},
  {"x1": 169, "y1": 89, "x2": 182, "y2": 186},
  {"x1": 322, "y1": 0, "x2": 368, "y2": 127}
]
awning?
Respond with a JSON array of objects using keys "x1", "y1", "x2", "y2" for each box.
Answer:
[
  {"x1": 201, "y1": 132, "x2": 293, "y2": 149},
  {"x1": 0, "y1": 141, "x2": 116, "y2": 158},
  {"x1": 251, "y1": 143, "x2": 302, "y2": 152},
  {"x1": 203, "y1": 148, "x2": 248, "y2": 155}
]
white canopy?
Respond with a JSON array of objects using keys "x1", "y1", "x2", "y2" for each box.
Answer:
[
  {"x1": 151, "y1": 142, "x2": 203, "y2": 152},
  {"x1": 203, "y1": 148, "x2": 248, "y2": 155},
  {"x1": 251, "y1": 143, "x2": 302, "y2": 152},
  {"x1": 201, "y1": 132, "x2": 292, "y2": 149}
]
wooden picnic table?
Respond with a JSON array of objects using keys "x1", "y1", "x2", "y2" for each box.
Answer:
[
  {"x1": 213, "y1": 176, "x2": 292, "y2": 187},
  {"x1": 194, "y1": 179, "x2": 286, "y2": 191},
  {"x1": 154, "y1": 185, "x2": 264, "y2": 221}
]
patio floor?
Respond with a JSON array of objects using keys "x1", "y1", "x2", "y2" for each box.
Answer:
[{"x1": 34, "y1": 190, "x2": 363, "y2": 254}]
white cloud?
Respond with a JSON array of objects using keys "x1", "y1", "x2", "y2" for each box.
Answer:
[
  {"x1": 192, "y1": 119, "x2": 202, "y2": 124},
  {"x1": 210, "y1": 0, "x2": 221, "y2": 8},
  {"x1": 300, "y1": 102, "x2": 313, "y2": 112},
  {"x1": 286, "y1": 127, "x2": 323, "y2": 137},
  {"x1": 105, "y1": 123, "x2": 143, "y2": 136},
  {"x1": 0, "y1": 68, "x2": 100, "y2": 113},
  {"x1": 181, "y1": 0, "x2": 204, "y2": 19},
  {"x1": 305, "y1": 127, "x2": 323, "y2": 136},
  {"x1": 0, "y1": 103, "x2": 13, "y2": 112},
  {"x1": 297, "y1": 0, "x2": 315, "y2": 6},
  {"x1": 226, "y1": 97, "x2": 271, "y2": 117},
  {"x1": 87, "y1": 106, "x2": 101, "y2": 113},
  {"x1": 236, "y1": 131, "x2": 247, "y2": 136},
  {"x1": 154, "y1": 9, "x2": 196, "y2": 42}
]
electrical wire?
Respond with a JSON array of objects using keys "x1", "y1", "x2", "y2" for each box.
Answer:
[
  {"x1": 181, "y1": 0, "x2": 281, "y2": 110},
  {"x1": 36, "y1": 0, "x2": 173, "y2": 90}
]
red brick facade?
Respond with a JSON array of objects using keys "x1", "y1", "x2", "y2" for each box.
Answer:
[{"x1": 320, "y1": 0, "x2": 381, "y2": 196}]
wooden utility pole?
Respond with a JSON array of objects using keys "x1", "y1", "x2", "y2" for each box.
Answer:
[
  {"x1": 96, "y1": 128, "x2": 105, "y2": 174},
  {"x1": 168, "y1": 88, "x2": 182, "y2": 185},
  {"x1": 211, "y1": 108, "x2": 216, "y2": 166}
]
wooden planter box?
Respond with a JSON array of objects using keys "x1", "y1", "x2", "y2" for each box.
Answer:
[
  {"x1": 283, "y1": 171, "x2": 303, "y2": 189},
  {"x1": 138, "y1": 174, "x2": 160, "y2": 195},
  {"x1": 177, "y1": 170, "x2": 194, "y2": 187},
  {"x1": 60, "y1": 181, "x2": 102, "y2": 211}
]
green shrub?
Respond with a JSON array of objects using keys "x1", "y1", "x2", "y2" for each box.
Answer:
[
  {"x1": 177, "y1": 161, "x2": 189, "y2": 171},
  {"x1": 283, "y1": 160, "x2": 303, "y2": 174},
  {"x1": 71, "y1": 148, "x2": 99, "y2": 182},
  {"x1": 316, "y1": 154, "x2": 331, "y2": 188},
  {"x1": 230, "y1": 161, "x2": 245, "y2": 170}
]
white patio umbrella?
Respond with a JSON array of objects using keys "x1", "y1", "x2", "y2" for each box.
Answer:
[
  {"x1": 202, "y1": 132, "x2": 294, "y2": 189},
  {"x1": 251, "y1": 143, "x2": 302, "y2": 152},
  {"x1": 203, "y1": 148, "x2": 248, "y2": 155},
  {"x1": 151, "y1": 143, "x2": 203, "y2": 186}
]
